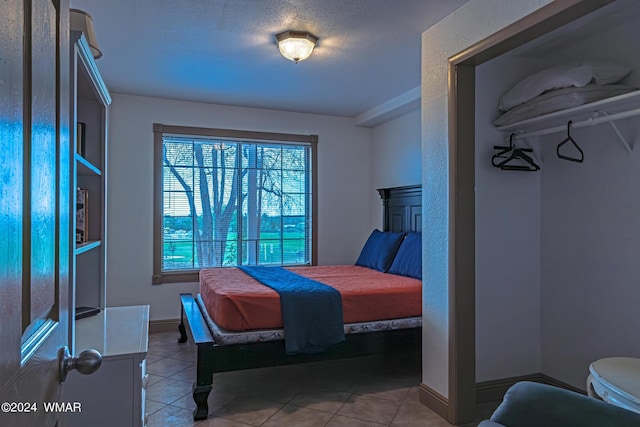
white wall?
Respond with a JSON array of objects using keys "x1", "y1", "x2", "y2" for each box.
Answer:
[
  {"x1": 540, "y1": 119, "x2": 640, "y2": 388},
  {"x1": 475, "y1": 55, "x2": 542, "y2": 382},
  {"x1": 369, "y1": 108, "x2": 421, "y2": 230},
  {"x1": 535, "y1": 8, "x2": 640, "y2": 388},
  {"x1": 420, "y1": 0, "x2": 553, "y2": 398},
  {"x1": 107, "y1": 93, "x2": 372, "y2": 320}
]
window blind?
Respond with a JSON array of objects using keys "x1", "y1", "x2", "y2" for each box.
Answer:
[{"x1": 161, "y1": 135, "x2": 313, "y2": 271}]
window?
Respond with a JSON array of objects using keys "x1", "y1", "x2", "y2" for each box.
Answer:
[{"x1": 153, "y1": 124, "x2": 318, "y2": 284}]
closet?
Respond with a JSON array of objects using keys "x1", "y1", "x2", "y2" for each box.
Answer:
[{"x1": 474, "y1": 0, "x2": 640, "y2": 391}]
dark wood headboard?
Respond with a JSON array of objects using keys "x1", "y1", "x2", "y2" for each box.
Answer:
[{"x1": 377, "y1": 185, "x2": 421, "y2": 233}]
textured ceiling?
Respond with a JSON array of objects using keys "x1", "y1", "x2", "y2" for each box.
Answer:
[{"x1": 69, "y1": 0, "x2": 467, "y2": 118}]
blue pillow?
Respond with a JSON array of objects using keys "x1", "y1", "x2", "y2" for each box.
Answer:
[
  {"x1": 355, "y1": 230, "x2": 405, "y2": 272},
  {"x1": 387, "y1": 232, "x2": 422, "y2": 279}
]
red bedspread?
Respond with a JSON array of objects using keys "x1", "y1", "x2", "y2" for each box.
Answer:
[{"x1": 199, "y1": 265, "x2": 422, "y2": 331}]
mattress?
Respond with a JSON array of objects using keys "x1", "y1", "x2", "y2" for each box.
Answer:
[
  {"x1": 494, "y1": 84, "x2": 636, "y2": 127},
  {"x1": 199, "y1": 265, "x2": 422, "y2": 332},
  {"x1": 196, "y1": 293, "x2": 422, "y2": 346}
]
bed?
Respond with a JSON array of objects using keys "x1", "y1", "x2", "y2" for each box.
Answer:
[{"x1": 177, "y1": 184, "x2": 422, "y2": 420}]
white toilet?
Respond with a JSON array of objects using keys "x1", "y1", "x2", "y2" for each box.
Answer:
[{"x1": 587, "y1": 357, "x2": 640, "y2": 414}]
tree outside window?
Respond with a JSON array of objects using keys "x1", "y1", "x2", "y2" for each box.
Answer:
[{"x1": 153, "y1": 124, "x2": 317, "y2": 284}]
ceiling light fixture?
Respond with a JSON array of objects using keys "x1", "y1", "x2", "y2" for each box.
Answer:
[
  {"x1": 70, "y1": 9, "x2": 103, "y2": 59},
  {"x1": 275, "y1": 31, "x2": 318, "y2": 63}
]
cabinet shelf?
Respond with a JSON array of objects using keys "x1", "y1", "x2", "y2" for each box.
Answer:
[
  {"x1": 76, "y1": 153, "x2": 101, "y2": 176},
  {"x1": 75, "y1": 240, "x2": 101, "y2": 255},
  {"x1": 70, "y1": 30, "x2": 109, "y2": 330},
  {"x1": 66, "y1": 30, "x2": 146, "y2": 427}
]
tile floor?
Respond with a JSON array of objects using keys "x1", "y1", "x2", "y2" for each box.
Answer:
[{"x1": 145, "y1": 331, "x2": 495, "y2": 427}]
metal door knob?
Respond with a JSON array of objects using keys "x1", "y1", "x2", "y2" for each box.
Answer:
[{"x1": 59, "y1": 346, "x2": 102, "y2": 382}]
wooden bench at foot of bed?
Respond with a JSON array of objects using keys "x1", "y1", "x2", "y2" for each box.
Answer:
[{"x1": 178, "y1": 292, "x2": 421, "y2": 421}]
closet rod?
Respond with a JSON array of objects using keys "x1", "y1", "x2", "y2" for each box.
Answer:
[{"x1": 514, "y1": 106, "x2": 640, "y2": 145}]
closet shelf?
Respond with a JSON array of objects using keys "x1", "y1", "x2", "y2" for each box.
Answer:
[
  {"x1": 497, "y1": 89, "x2": 640, "y2": 152},
  {"x1": 75, "y1": 240, "x2": 101, "y2": 255}
]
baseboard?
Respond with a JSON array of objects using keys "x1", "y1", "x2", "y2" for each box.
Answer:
[
  {"x1": 476, "y1": 373, "x2": 586, "y2": 403},
  {"x1": 476, "y1": 373, "x2": 544, "y2": 403},
  {"x1": 538, "y1": 373, "x2": 586, "y2": 395},
  {"x1": 149, "y1": 318, "x2": 181, "y2": 334},
  {"x1": 419, "y1": 383, "x2": 449, "y2": 420}
]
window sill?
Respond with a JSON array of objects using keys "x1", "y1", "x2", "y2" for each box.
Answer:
[{"x1": 153, "y1": 271, "x2": 199, "y2": 284}]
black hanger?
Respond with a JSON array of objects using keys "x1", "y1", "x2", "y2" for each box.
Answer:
[
  {"x1": 556, "y1": 120, "x2": 584, "y2": 163},
  {"x1": 491, "y1": 133, "x2": 516, "y2": 167},
  {"x1": 492, "y1": 133, "x2": 540, "y2": 171}
]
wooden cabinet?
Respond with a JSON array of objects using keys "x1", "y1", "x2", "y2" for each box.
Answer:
[
  {"x1": 63, "y1": 306, "x2": 150, "y2": 427},
  {"x1": 70, "y1": 30, "x2": 110, "y2": 329},
  {"x1": 66, "y1": 32, "x2": 150, "y2": 427}
]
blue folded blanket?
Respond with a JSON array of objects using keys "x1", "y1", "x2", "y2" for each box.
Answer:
[{"x1": 238, "y1": 266, "x2": 345, "y2": 354}]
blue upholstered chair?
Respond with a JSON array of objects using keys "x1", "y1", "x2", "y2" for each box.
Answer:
[{"x1": 479, "y1": 381, "x2": 640, "y2": 427}]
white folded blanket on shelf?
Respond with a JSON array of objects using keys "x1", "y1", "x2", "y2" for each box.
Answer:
[
  {"x1": 494, "y1": 84, "x2": 637, "y2": 127},
  {"x1": 498, "y1": 62, "x2": 632, "y2": 112}
]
